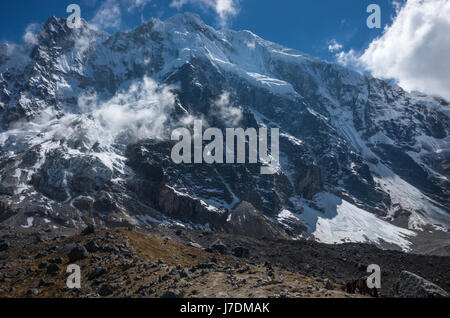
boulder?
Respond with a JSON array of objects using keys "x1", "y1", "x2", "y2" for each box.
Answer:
[
  {"x1": 26, "y1": 288, "x2": 39, "y2": 296},
  {"x1": 160, "y1": 289, "x2": 184, "y2": 298},
  {"x1": 232, "y1": 246, "x2": 250, "y2": 258},
  {"x1": 394, "y1": 271, "x2": 449, "y2": 298},
  {"x1": 84, "y1": 239, "x2": 99, "y2": 253},
  {"x1": 88, "y1": 267, "x2": 106, "y2": 281},
  {"x1": 38, "y1": 262, "x2": 48, "y2": 269},
  {"x1": 324, "y1": 278, "x2": 333, "y2": 290},
  {"x1": 81, "y1": 224, "x2": 95, "y2": 236},
  {"x1": 227, "y1": 202, "x2": 288, "y2": 239},
  {"x1": 188, "y1": 242, "x2": 203, "y2": 249},
  {"x1": 0, "y1": 241, "x2": 9, "y2": 252},
  {"x1": 48, "y1": 257, "x2": 63, "y2": 264},
  {"x1": 98, "y1": 284, "x2": 115, "y2": 297},
  {"x1": 46, "y1": 263, "x2": 59, "y2": 275},
  {"x1": 68, "y1": 244, "x2": 89, "y2": 263},
  {"x1": 209, "y1": 240, "x2": 227, "y2": 254},
  {"x1": 57, "y1": 243, "x2": 77, "y2": 254}
]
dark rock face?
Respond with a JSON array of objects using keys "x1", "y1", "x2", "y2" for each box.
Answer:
[
  {"x1": 73, "y1": 197, "x2": 94, "y2": 212},
  {"x1": 295, "y1": 165, "x2": 323, "y2": 200},
  {"x1": 157, "y1": 186, "x2": 228, "y2": 228},
  {"x1": 93, "y1": 192, "x2": 117, "y2": 213},
  {"x1": 375, "y1": 144, "x2": 444, "y2": 197},
  {"x1": 394, "y1": 271, "x2": 449, "y2": 298},
  {"x1": 32, "y1": 150, "x2": 113, "y2": 202}
]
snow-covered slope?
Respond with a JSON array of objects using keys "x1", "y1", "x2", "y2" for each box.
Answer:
[
  {"x1": 0, "y1": 13, "x2": 449, "y2": 253},
  {"x1": 279, "y1": 193, "x2": 416, "y2": 251}
]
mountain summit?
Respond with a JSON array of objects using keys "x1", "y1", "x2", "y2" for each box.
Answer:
[{"x1": 0, "y1": 13, "x2": 449, "y2": 254}]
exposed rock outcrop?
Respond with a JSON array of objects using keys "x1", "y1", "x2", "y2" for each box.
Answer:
[
  {"x1": 394, "y1": 271, "x2": 449, "y2": 298},
  {"x1": 227, "y1": 202, "x2": 288, "y2": 239}
]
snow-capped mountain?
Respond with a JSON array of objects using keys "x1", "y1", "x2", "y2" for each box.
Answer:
[{"x1": 0, "y1": 13, "x2": 449, "y2": 253}]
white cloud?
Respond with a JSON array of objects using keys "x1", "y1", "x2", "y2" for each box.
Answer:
[
  {"x1": 215, "y1": 0, "x2": 238, "y2": 24},
  {"x1": 2, "y1": 77, "x2": 177, "y2": 153},
  {"x1": 328, "y1": 39, "x2": 343, "y2": 52},
  {"x1": 170, "y1": 0, "x2": 239, "y2": 27},
  {"x1": 91, "y1": 0, "x2": 122, "y2": 30},
  {"x1": 23, "y1": 23, "x2": 40, "y2": 45},
  {"x1": 337, "y1": 0, "x2": 450, "y2": 100}
]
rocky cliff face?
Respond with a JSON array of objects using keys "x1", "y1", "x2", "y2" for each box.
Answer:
[{"x1": 0, "y1": 13, "x2": 449, "y2": 253}]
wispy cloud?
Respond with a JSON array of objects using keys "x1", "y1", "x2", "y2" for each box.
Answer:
[
  {"x1": 210, "y1": 92, "x2": 243, "y2": 126},
  {"x1": 90, "y1": 0, "x2": 122, "y2": 30},
  {"x1": 328, "y1": 39, "x2": 342, "y2": 53},
  {"x1": 23, "y1": 23, "x2": 40, "y2": 45},
  {"x1": 127, "y1": 0, "x2": 153, "y2": 12},
  {"x1": 170, "y1": 0, "x2": 240, "y2": 27},
  {"x1": 335, "y1": 49, "x2": 363, "y2": 70}
]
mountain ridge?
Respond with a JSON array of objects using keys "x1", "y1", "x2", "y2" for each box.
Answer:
[{"x1": 0, "y1": 13, "x2": 449, "y2": 254}]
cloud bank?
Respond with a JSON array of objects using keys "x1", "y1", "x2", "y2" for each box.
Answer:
[{"x1": 337, "y1": 0, "x2": 450, "y2": 100}]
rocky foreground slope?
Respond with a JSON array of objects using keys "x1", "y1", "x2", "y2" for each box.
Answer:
[
  {"x1": 0, "y1": 225, "x2": 448, "y2": 298},
  {"x1": 0, "y1": 226, "x2": 356, "y2": 298}
]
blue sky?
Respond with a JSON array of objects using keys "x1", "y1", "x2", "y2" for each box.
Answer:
[
  {"x1": 0, "y1": 0, "x2": 402, "y2": 61},
  {"x1": 2, "y1": 0, "x2": 448, "y2": 100}
]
